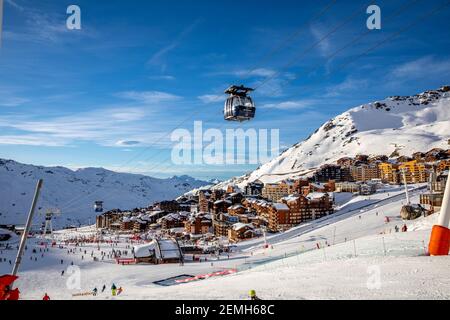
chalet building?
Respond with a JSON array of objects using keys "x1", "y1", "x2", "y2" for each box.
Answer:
[
  {"x1": 228, "y1": 204, "x2": 246, "y2": 216},
  {"x1": 359, "y1": 183, "x2": 377, "y2": 195},
  {"x1": 213, "y1": 213, "x2": 239, "y2": 237},
  {"x1": 159, "y1": 212, "x2": 189, "y2": 230},
  {"x1": 420, "y1": 193, "x2": 444, "y2": 212},
  {"x1": 120, "y1": 217, "x2": 134, "y2": 232},
  {"x1": 184, "y1": 214, "x2": 212, "y2": 235},
  {"x1": 306, "y1": 193, "x2": 334, "y2": 221},
  {"x1": 227, "y1": 192, "x2": 244, "y2": 205},
  {"x1": 96, "y1": 211, "x2": 122, "y2": 229},
  {"x1": 244, "y1": 181, "x2": 264, "y2": 196},
  {"x1": 262, "y1": 180, "x2": 297, "y2": 202},
  {"x1": 155, "y1": 200, "x2": 180, "y2": 212},
  {"x1": 178, "y1": 199, "x2": 198, "y2": 212},
  {"x1": 281, "y1": 195, "x2": 310, "y2": 224},
  {"x1": 379, "y1": 162, "x2": 400, "y2": 184},
  {"x1": 350, "y1": 163, "x2": 380, "y2": 182},
  {"x1": 267, "y1": 203, "x2": 291, "y2": 232},
  {"x1": 399, "y1": 160, "x2": 428, "y2": 184},
  {"x1": 228, "y1": 223, "x2": 258, "y2": 242},
  {"x1": 213, "y1": 199, "x2": 232, "y2": 215},
  {"x1": 438, "y1": 159, "x2": 450, "y2": 173},
  {"x1": 301, "y1": 181, "x2": 335, "y2": 195},
  {"x1": 133, "y1": 219, "x2": 148, "y2": 233},
  {"x1": 199, "y1": 190, "x2": 212, "y2": 213},
  {"x1": 262, "y1": 183, "x2": 288, "y2": 202},
  {"x1": 420, "y1": 171, "x2": 448, "y2": 212},
  {"x1": 243, "y1": 198, "x2": 271, "y2": 222},
  {"x1": 335, "y1": 182, "x2": 360, "y2": 193},
  {"x1": 313, "y1": 165, "x2": 351, "y2": 183}
]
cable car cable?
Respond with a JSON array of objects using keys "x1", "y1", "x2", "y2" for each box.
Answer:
[
  {"x1": 253, "y1": 0, "x2": 373, "y2": 92},
  {"x1": 136, "y1": 0, "x2": 447, "y2": 184},
  {"x1": 62, "y1": 0, "x2": 441, "y2": 213},
  {"x1": 58, "y1": 2, "x2": 342, "y2": 211}
]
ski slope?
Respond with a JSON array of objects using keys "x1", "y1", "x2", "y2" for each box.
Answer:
[{"x1": 1, "y1": 183, "x2": 448, "y2": 300}]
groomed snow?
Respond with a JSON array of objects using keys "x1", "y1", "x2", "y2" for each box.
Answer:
[{"x1": 1, "y1": 184, "x2": 448, "y2": 300}]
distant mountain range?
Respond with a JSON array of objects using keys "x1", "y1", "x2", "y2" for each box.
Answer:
[{"x1": 0, "y1": 159, "x2": 209, "y2": 227}]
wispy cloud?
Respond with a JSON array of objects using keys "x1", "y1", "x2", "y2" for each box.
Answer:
[
  {"x1": 0, "y1": 107, "x2": 160, "y2": 147},
  {"x1": 198, "y1": 94, "x2": 223, "y2": 104},
  {"x1": 261, "y1": 99, "x2": 317, "y2": 110},
  {"x1": 310, "y1": 24, "x2": 332, "y2": 57},
  {"x1": 0, "y1": 86, "x2": 30, "y2": 107},
  {"x1": 148, "y1": 75, "x2": 176, "y2": 81},
  {"x1": 325, "y1": 77, "x2": 368, "y2": 98},
  {"x1": 147, "y1": 19, "x2": 202, "y2": 70},
  {"x1": 388, "y1": 56, "x2": 450, "y2": 81},
  {"x1": 116, "y1": 91, "x2": 182, "y2": 104}
]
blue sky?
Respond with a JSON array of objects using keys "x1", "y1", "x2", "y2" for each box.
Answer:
[{"x1": 0, "y1": 0, "x2": 449, "y2": 180}]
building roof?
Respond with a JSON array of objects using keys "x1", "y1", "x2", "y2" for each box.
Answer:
[
  {"x1": 272, "y1": 203, "x2": 289, "y2": 211},
  {"x1": 306, "y1": 192, "x2": 328, "y2": 200},
  {"x1": 134, "y1": 239, "x2": 181, "y2": 260},
  {"x1": 232, "y1": 223, "x2": 254, "y2": 231}
]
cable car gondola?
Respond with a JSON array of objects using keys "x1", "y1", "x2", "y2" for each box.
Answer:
[{"x1": 224, "y1": 85, "x2": 256, "y2": 122}]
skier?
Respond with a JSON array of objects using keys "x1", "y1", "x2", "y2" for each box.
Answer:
[
  {"x1": 61, "y1": 270, "x2": 65, "y2": 276},
  {"x1": 117, "y1": 287, "x2": 123, "y2": 295},
  {"x1": 102, "y1": 284, "x2": 106, "y2": 293},
  {"x1": 42, "y1": 293, "x2": 50, "y2": 300},
  {"x1": 92, "y1": 287, "x2": 98, "y2": 296},
  {"x1": 249, "y1": 290, "x2": 261, "y2": 300},
  {"x1": 402, "y1": 224, "x2": 408, "y2": 233},
  {"x1": 111, "y1": 283, "x2": 117, "y2": 296},
  {"x1": 394, "y1": 225, "x2": 399, "y2": 233}
]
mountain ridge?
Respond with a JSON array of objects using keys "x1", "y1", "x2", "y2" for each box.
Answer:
[
  {"x1": 0, "y1": 158, "x2": 209, "y2": 227},
  {"x1": 214, "y1": 85, "x2": 450, "y2": 189}
]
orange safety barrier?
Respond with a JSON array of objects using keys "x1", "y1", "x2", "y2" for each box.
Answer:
[{"x1": 428, "y1": 225, "x2": 450, "y2": 256}]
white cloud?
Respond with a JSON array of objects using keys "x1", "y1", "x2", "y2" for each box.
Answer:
[
  {"x1": 147, "y1": 20, "x2": 201, "y2": 69},
  {"x1": 0, "y1": 107, "x2": 166, "y2": 147},
  {"x1": 148, "y1": 75, "x2": 176, "y2": 81},
  {"x1": 261, "y1": 100, "x2": 316, "y2": 110},
  {"x1": 0, "y1": 96, "x2": 29, "y2": 107},
  {"x1": 389, "y1": 56, "x2": 450, "y2": 80},
  {"x1": 116, "y1": 91, "x2": 181, "y2": 104},
  {"x1": 310, "y1": 24, "x2": 332, "y2": 57},
  {"x1": 198, "y1": 94, "x2": 223, "y2": 104},
  {"x1": 325, "y1": 78, "x2": 368, "y2": 97}
]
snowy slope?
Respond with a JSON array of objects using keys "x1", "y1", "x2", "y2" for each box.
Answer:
[
  {"x1": 2, "y1": 184, "x2": 448, "y2": 300},
  {"x1": 0, "y1": 159, "x2": 208, "y2": 227},
  {"x1": 218, "y1": 86, "x2": 450, "y2": 188}
]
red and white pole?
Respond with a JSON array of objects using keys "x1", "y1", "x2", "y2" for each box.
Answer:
[{"x1": 428, "y1": 174, "x2": 450, "y2": 256}]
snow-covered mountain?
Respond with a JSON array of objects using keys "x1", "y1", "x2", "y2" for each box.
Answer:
[
  {"x1": 0, "y1": 159, "x2": 209, "y2": 227},
  {"x1": 218, "y1": 86, "x2": 450, "y2": 188}
]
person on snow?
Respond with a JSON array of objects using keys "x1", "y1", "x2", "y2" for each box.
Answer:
[
  {"x1": 42, "y1": 293, "x2": 50, "y2": 301},
  {"x1": 102, "y1": 284, "x2": 106, "y2": 293},
  {"x1": 249, "y1": 290, "x2": 261, "y2": 300},
  {"x1": 117, "y1": 287, "x2": 123, "y2": 295},
  {"x1": 402, "y1": 224, "x2": 408, "y2": 233},
  {"x1": 92, "y1": 287, "x2": 98, "y2": 296},
  {"x1": 111, "y1": 283, "x2": 117, "y2": 296}
]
